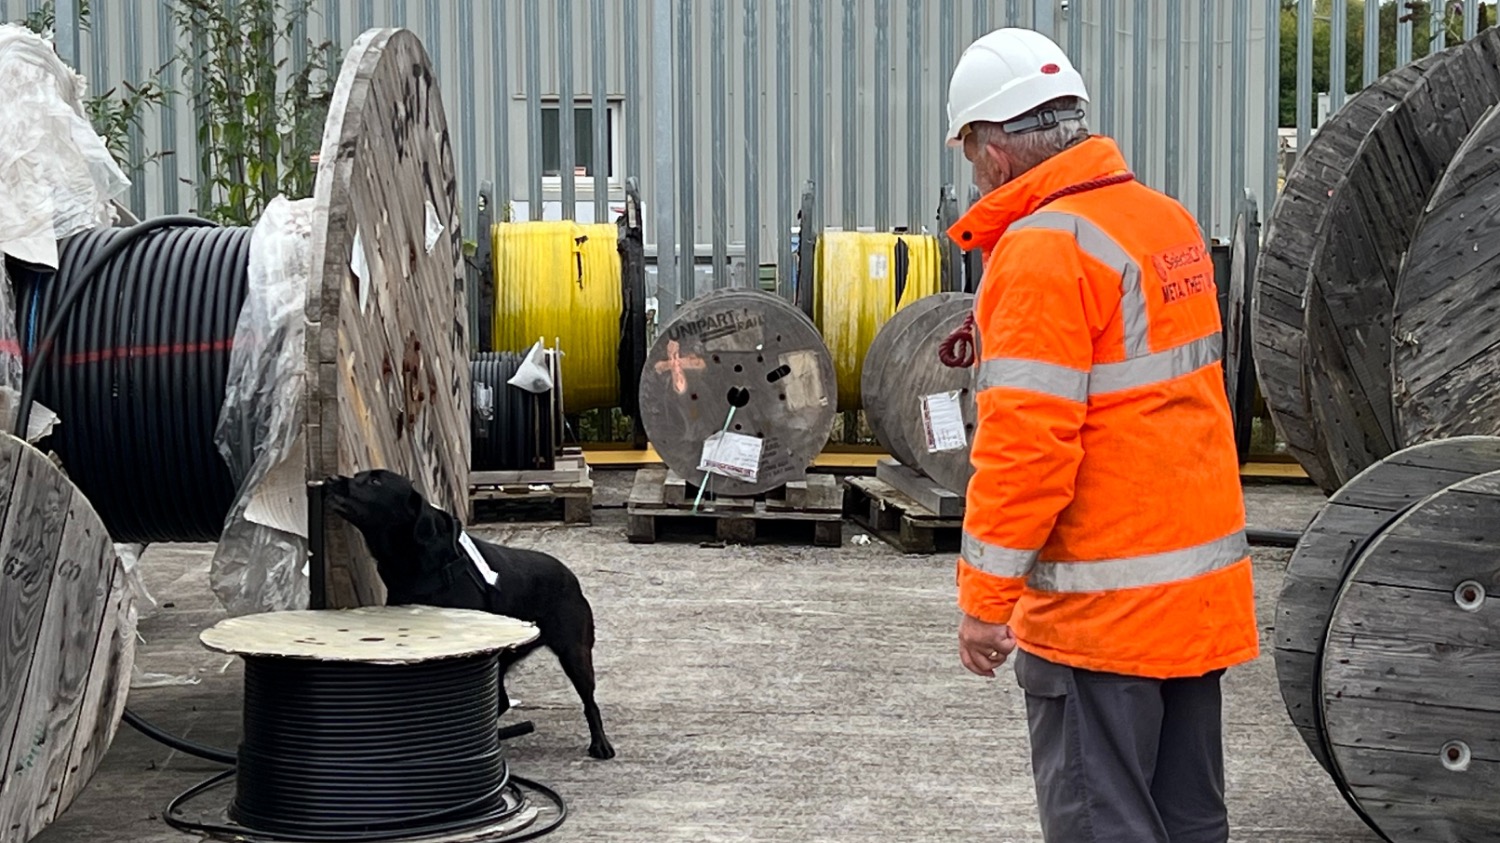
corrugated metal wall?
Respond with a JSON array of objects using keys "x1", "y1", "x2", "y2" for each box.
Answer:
[{"x1": 4, "y1": 0, "x2": 1286, "y2": 302}]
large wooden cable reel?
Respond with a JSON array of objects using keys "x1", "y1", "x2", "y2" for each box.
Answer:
[
  {"x1": 1318, "y1": 468, "x2": 1500, "y2": 842},
  {"x1": 0, "y1": 432, "x2": 136, "y2": 843},
  {"x1": 307, "y1": 27, "x2": 470, "y2": 608},
  {"x1": 1272, "y1": 435, "x2": 1500, "y2": 774},
  {"x1": 637, "y1": 288, "x2": 837, "y2": 497},
  {"x1": 860, "y1": 292, "x2": 977, "y2": 495},
  {"x1": 1251, "y1": 51, "x2": 1441, "y2": 493},
  {"x1": 1302, "y1": 30, "x2": 1500, "y2": 488},
  {"x1": 1391, "y1": 101, "x2": 1500, "y2": 444},
  {"x1": 1223, "y1": 191, "x2": 1258, "y2": 465}
]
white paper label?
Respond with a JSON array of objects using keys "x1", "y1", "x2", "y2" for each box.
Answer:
[
  {"x1": 921, "y1": 390, "x2": 968, "y2": 453},
  {"x1": 697, "y1": 431, "x2": 764, "y2": 483},
  {"x1": 424, "y1": 200, "x2": 445, "y2": 254},
  {"x1": 459, "y1": 531, "x2": 498, "y2": 587},
  {"x1": 473, "y1": 381, "x2": 494, "y2": 421},
  {"x1": 868, "y1": 253, "x2": 889, "y2": 280},
  {"x1": 351, "y1": 226, "x2": 370, "y2": 312}
]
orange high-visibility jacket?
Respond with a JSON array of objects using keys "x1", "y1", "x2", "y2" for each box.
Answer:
[{"x1": 949, "y1": 135, "x2": 1259, "y2": 680}]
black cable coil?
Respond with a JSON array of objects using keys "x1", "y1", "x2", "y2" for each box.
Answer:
[
  {"x1": 471, "y1": 351, "x2": 558, "y2": 473},
  {"x1": 165, "y1": 652, "x2": 567, "y2": 842},
  {"x1": 14, "y1": 222, "x2": 250, "y2": 543}
]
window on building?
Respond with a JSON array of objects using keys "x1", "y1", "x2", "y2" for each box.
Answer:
[{"x1": 541, "y1": 101, "x2": 618, "y2": 181}]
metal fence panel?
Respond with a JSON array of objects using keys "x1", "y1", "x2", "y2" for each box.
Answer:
[{"x1": 38, "y1": 0, "x2": 1470, "y2": 302}]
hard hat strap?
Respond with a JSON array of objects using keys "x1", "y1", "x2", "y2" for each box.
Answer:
[{"x1": 1000, "y1": 107, "x2": 1087, "y2": 135}]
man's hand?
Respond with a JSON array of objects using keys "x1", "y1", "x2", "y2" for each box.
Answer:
[{"x1": 958, "y1": 613, "x2": 1017, "y2": 678}]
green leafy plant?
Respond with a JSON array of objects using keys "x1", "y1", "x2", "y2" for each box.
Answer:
[
  {"x1": 15, "y1": 0, "x2": 169, "y2": 168},
  {"x1": 170, "y1": 0, "x2": 339, "y2": 225}
]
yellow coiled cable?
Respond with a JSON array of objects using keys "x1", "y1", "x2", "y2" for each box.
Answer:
[
  {"x1": 491, "y1": 221, "x2": 623, "y2": 412},
  {"x1": 813, "y1": 230, "x2": 943, "y2": 411}
]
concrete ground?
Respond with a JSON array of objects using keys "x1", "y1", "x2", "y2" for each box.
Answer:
[{"x1": 34, "y1": 472, "x2": 1379, "y2": 843}]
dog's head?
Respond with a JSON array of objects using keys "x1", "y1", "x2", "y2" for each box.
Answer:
[{"x1": 322, "y1": 469, "x2": 462, "y2": 584}]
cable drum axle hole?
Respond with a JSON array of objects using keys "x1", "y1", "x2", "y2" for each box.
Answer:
[
  {"x1": 727, "y1": 387, "x2": 751, "y2": 408},
  {"x1": 1454, "y1": 580, "x2": 1486, "y2": 612},
  {"x1": 1442, "y1": 740, "x2": 1472, "y2": 772}
]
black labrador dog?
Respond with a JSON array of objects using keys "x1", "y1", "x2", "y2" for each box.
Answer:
[{"x1": 322, "y1": 469, "x2": 614, "y2": 760}]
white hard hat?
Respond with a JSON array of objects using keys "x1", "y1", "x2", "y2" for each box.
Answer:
[{"x1": 944, "y1": 27, "x2": 1090, "y2": 147}]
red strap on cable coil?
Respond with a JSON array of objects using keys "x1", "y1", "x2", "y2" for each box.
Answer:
[{"x1": 939, "y1": 171, "x2": 1136, "y2": 369}]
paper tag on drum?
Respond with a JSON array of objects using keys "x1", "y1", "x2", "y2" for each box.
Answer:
[
  {"x1": 868, "y1": 253, "x2": 889, "y2": 280},
  {"x1": 698, "y1": 431, "x2": 763, "y2": 483},
  {"x1": 921, "y1": 390, "x2": 968, "y2": 453}
]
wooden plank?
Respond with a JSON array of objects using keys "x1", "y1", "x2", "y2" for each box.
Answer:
[
  {"x1": 1320, "y1": 468, "x2": 1500, "y2": 841},
  {"x1": 843, "y1": 476, "x2": 963, "y2": 555},
  {"x1": 1273, "y1": 435, "x2": 1500, "y2": 773},
  {"x1": 1252, "y1": 53, "x2": 1437, "y2": 493},
  {"x1": 1302, "y1": 31, "x2": 1500, "y2": 486},
  {"x1": 307, "y1": 28, "x2": 471, "y2": 609},
  {"x1": 875, "y1": 458, "x2": 965, "y2": 519},
  {"x1": 0, "y1": 433, "x2": 133, "y2": 843},
  {"x1": 637, "y1": 288, "x2": 838, "y2": 496},
  {"x1": 1392, "y1": 101, "x2": 1500, "y2": 444},
  {"x1": 860, "y1": 292, "x2": 971, "y2": 470}
]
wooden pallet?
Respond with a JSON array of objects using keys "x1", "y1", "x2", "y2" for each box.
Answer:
[
  {"x1": 625, "y1": 467, "x2": 843, "y2": 546},
  {"x1": 469, "y1": 448, "x2": 593, "y2": 525},
  {"x1": 843, "y1": 475, "x2": 963, "y2": 554}
]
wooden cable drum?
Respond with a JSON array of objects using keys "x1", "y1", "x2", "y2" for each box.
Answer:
[
  {"x1": 811, "y1": 230, "x2": 943, "y2": 412},
  {"x1": 0, "y1": 431, "x2": 136, "y2": 843},
  {"x1": 1392, "y1": 101, "x2": 1500, "y2": 444},
  {"x1": 1223, "y1": 191, "x2": 1259, "y2": 464},
  {"x1": 1252, "y1": 51, "x2": 1441, "y2": 493},
  {"x1": 860, "y1": 291, "x2": 977, "y2": 494},
  {"x1": 1273, "y1": 435, "x2": 1500, "y2": 774},
  {"x1": 1302, "y1": 29, "x2": 1500, "y2": 488},
  {"x1": 637, "y1": 288, "x2": 837, "y2": 496},
  {"x1": 1317, "y1": 468, "x2": 1500, "y2": 842},
  {"x1": 306, "y1": 27, "x2": 471, "y2": 608}
]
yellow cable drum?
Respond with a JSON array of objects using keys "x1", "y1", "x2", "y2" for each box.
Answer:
[
  {"x1": 491, "y1": 220, "x2": 624, "y2": 412},
  {"x1": 812, "y1": 230, "x2": 943, "y2": 411}
]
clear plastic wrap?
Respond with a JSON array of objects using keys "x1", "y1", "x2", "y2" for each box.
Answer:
[
  {"x1": 210, "y1": 195, "x2": 314, "y2": 617},
  {"x1": 0, "y1": 24, "x2": 129, "y2": 266}
]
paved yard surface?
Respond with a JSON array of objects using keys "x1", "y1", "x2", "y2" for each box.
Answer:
[{"x1": 34, "y1": 474, "x2": 1378, "y2": 843}]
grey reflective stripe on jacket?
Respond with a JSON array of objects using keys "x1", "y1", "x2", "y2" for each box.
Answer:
[
  {"x1": 973, "y1": 210, "x2": 1222, "y2": 402},
  {"x1": 960, "y1": 529, "x2": 1249, "y2": 593}
]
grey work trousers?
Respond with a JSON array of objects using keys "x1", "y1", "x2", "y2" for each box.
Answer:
[{"x1": 1013, "y1": 648, "x2": 1229, "y2": 843}]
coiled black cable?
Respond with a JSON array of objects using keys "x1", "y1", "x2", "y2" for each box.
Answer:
[
  {"x1": 15, "y1": 221, "x2": 250, "y2": 543},
  {"x1": 471, "y1": 351, "x2": 558, "y2": 472},
  {"x1": 165, "y1": 652, "x2": 568, "y2": 842}
]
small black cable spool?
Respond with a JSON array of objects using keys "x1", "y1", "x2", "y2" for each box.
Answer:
[
  {"x1": 470, "y1": 351, "x2": 559, "y2": 473},
  {"x1": 167, "y1": 605, "x2": 568, "y2": 842}
]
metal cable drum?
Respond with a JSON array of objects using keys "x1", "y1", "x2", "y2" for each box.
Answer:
[
  {"x1": 638, "y1": 288, "x2": 838, "y2": 496},
  {"x1": 489, "y1": 210, "x2": 648, "y2": 417},
  {"x1": 860, "y1": 291, "x2": 977, "y2": 494},
  {"x1": 470, "y1": 351, "x2": 560, "y2": 473},
  {"x1": 812, "y1": 230, "x2": 943, "y2": 412},
  {"x1": 1223, "y1": 192, "x2": 1259, "y2": 464}
]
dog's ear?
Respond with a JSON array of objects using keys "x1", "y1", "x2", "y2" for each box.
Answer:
[{"x1": 412, "y1": 505, "x2": 462, "y2": 572}]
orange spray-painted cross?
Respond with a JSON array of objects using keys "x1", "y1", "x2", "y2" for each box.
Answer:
[{"x1": 654, "y1": 339, "x2": 706, "y2": 394}]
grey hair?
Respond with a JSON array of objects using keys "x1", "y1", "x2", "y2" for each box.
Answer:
[{"x1": 971, "y1": 96, "x2": 1090, "y2": 174}]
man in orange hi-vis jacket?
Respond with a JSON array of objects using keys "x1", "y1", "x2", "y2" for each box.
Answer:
[{"x1": 941, "y1": 27, "x2": 1259, "y2": 843}]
